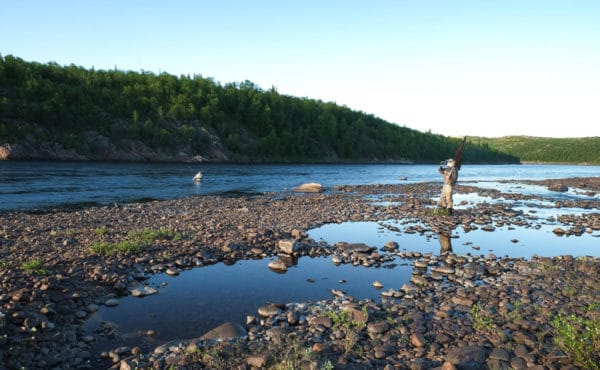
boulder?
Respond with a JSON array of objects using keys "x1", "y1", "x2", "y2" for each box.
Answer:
[
  {"x1": 292, "y1": 183, "x2": 323, "y2": 193},
  {"x1": 128, "y1": 283, "x2": 158, "y2": 297},
  {"x1": 446, "y1": 346, "x2": 486, "y2": 369},
  {"x1": 548, "y1": 183, "x2": 568, "y2": 192},
  {"x1": 200, "y1": 322, "x2": 247, "y2": 341},
  {"x1": 268, "y1": 259, "x2": 287, "y2": 272},
  {"x1": 277, "y1": 239, "x2": 298, "y2": 255}
]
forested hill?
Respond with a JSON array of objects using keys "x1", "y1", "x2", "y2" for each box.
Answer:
[
  {"x1": 1, "y1": 55, "x2": 516, "y2": 163},
  {"x1": 474, "y1": 136, "x2": 600, "y2": 165}
]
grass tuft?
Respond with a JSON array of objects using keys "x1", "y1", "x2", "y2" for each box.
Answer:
[
  {"x1": 21, "y1": 259, "x2": 47, "y2": 275},
  {"x1": 90, "y1": 227, "x2": 182, "y2": 255}
]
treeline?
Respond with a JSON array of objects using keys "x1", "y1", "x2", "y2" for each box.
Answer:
[
  {"x1": 474, "y1": 136, "x2": 600, "y2": 165},
  {"x1": 0, "y1": 55, "x2": 517, "y2": 163}
]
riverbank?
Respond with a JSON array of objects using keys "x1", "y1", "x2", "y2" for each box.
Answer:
[{"x1": 0, "y1": 178, "x2": 598, "y2": 369}]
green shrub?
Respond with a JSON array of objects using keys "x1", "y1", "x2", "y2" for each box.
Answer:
[{"x1": 551, "y1": 311, "x2": 600, "y2": 369}]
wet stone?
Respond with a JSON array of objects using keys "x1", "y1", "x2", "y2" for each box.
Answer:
[
  {"x1": 104, "y1": 298, "x2": 119, "y2": 307},
  {"x1": 258, "y1": 305, "x2": 282, "y2": 317}
]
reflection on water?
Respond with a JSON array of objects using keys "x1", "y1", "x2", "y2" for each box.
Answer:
[
  {"x1": 85, "y1": 256, "x2": 413, "y2": 353},
  {"x1": 439, "y1": 233, "x2": 453, "y2": 253},
  {"x1": 309, "y1": 220, "x2": 599, "y2": 258}
]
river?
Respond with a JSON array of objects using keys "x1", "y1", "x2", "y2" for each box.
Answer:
[{"x1": 1, "y1": 161, "x2": 599, "y2": 212}]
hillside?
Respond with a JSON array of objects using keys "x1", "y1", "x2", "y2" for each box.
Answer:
[
  {"x1": 473, "y1": 136, "x2": 600, "y2": 165},
  {"x1": 0, "y1": 55, "x2": 532, "y2": 164}
]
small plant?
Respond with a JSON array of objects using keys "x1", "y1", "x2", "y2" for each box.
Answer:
[
  {"x1": 90, "y1": 227, "x2": 182, "y2": 255},
  {"x1": 196, "y1": 343, "x2": 226, "y2": 368},
  {"x1": 534, "y1": 259, "x2": 558, "y2": 272},
  {"x1": 503, "y1": 300, "x2": 523, "y2": 321},
  {"x1": 21, "y1": 259, "x2": 47, "y2": 275},
  {"x1": 471, "y1": 303, "x2": 494, "y2": 332},
  {"x1": 94, "y1": 227, "x2": 108, "y2": 236},
  {"x1": 127, "y1": 227, "x2": 182, "y2": 243},
  {"x1": 551, "y1": 311, "x2": 600, "y2": 369},
  {"x1": 90, "y1": 240, "x2": 145, "y2": 255},
  {"x1": 431, "y1": 207, "x2": 450, "y2": 217},
  {"x1": 272, "y1": 337, "x2": 319, "y2": 370},
  {"x1": 320, "y1": 360, "x2": 334, "y2": 370},
  {"x1": 325, "y1": 308, "x2": 367, "y2": 353}
]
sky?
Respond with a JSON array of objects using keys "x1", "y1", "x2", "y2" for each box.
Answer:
[{"x1": 2, "y1": 0, "x2": 599, "y2": 138}]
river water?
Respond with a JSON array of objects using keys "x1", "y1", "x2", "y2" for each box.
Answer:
[{"x1": 1, "y1": 161, "x2": 599, "y2": 211}]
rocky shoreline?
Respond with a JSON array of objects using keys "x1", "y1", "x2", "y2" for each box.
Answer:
[{"x1": 0, "y1": 178, "x2": 599, "y2": 369}]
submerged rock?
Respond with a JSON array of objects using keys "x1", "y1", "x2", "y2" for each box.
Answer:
[{"x1": 128, "y1": 284, "x2": 158, "y2": 297}]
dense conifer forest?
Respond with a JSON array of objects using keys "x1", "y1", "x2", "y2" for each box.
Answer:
[
  {"x1": 2, "y1": 55, "x2": 595, "y2": 164},
  {"x1": 474, "y1": 136, "x2": 600, "y2": 165}
]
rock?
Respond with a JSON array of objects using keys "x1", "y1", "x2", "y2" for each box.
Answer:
[
  {"x1": 221, "y1": 242, "x2": 239, "y2": 253},
  {"x1": 451, "y1": 296, "x2": 474, "y2": 307},
  {"x1": 342, "y1": 306, "x2": 369, "y2": 324},
  {"x1": 367, "y1": 321, "x2": 390, "y2": 334},
  {"x1": 292, "y1": 183, "x2": 323, "y2": 193},
  {"x1": 246, "y1": 352, "x2": 271, "y2": 368},
  {"x1": 258, "y1": 304, "x2": 281, "y2": 317},
  {"x1": 336, "y1": 242, "x2": 371, "y2": 254},
  {"x1": 548, "y1": 183, "x2": 568, "y2": 192},
  {"x1": 441, "y1": 362, "x2": 457, "y2": 370},
  {"x1": 128, "y1": 283, "x2": 158, "y2": 297},
  {"x1": 489, "y1": 348, "x2": 510, "y2": 362},
  {"x1": 446, "y1": 346, "x2": 486, "y2": 369},
  {"x1": 410, "y1": 275, "x2": 429, "y2": 286},
  {"x1": 104, "y1": 298, "x2": 120, "y2": 307},
  {"x1": 287, "y1": 310, "x2": 299, "y2": 325},
  {"x1": 267, "y1": 259, "x2": 287, "y2": 272},
  {"x1": 414, "y1": 260, "x2": 429, "y2": 268},
  {"x1": 277, "y1": 239, "x2": 298, "y2": 255},
  {"x1": 383, "y1": 241, "x2": 399, "y2": 251},
  {"x1": 431, "y1": 266, "x2": 455, "y2": 274},
  {"x1": 119, "y1": 360, "x2": 133, "y2": 370},
  {"x1": 310, "y1": 316, "x2": 333, "y2": 328},
  {"x1": 85, "y1": 303, "x2": 100, "y2": 313},
  {"x1": 331, "y1": 288, "x2": 346, "y2": 297},
  {"x1": 373, "y1": 280, "x2": 384, "y2": 289},
  {"x1": 165, "y1": 268, "x2": 180, "y2": 276},
  {"x1": 200, "y1": 322, "x2": 247, "y2": 340},
  {"x1": 312, "y1": 342, "x2": 332, "y2": 353},
  {"x1": 411, "y1": 333, "x2": 427, "y2": 347}
]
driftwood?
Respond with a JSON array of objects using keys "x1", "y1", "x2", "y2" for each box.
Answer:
[{"x1": 454, "y1": 136, "x2": 467, "y2": 170}]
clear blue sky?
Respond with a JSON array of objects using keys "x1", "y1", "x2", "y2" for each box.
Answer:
[{"x1": 2, "y1": 0, "x2": 599, "y2": 138}]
